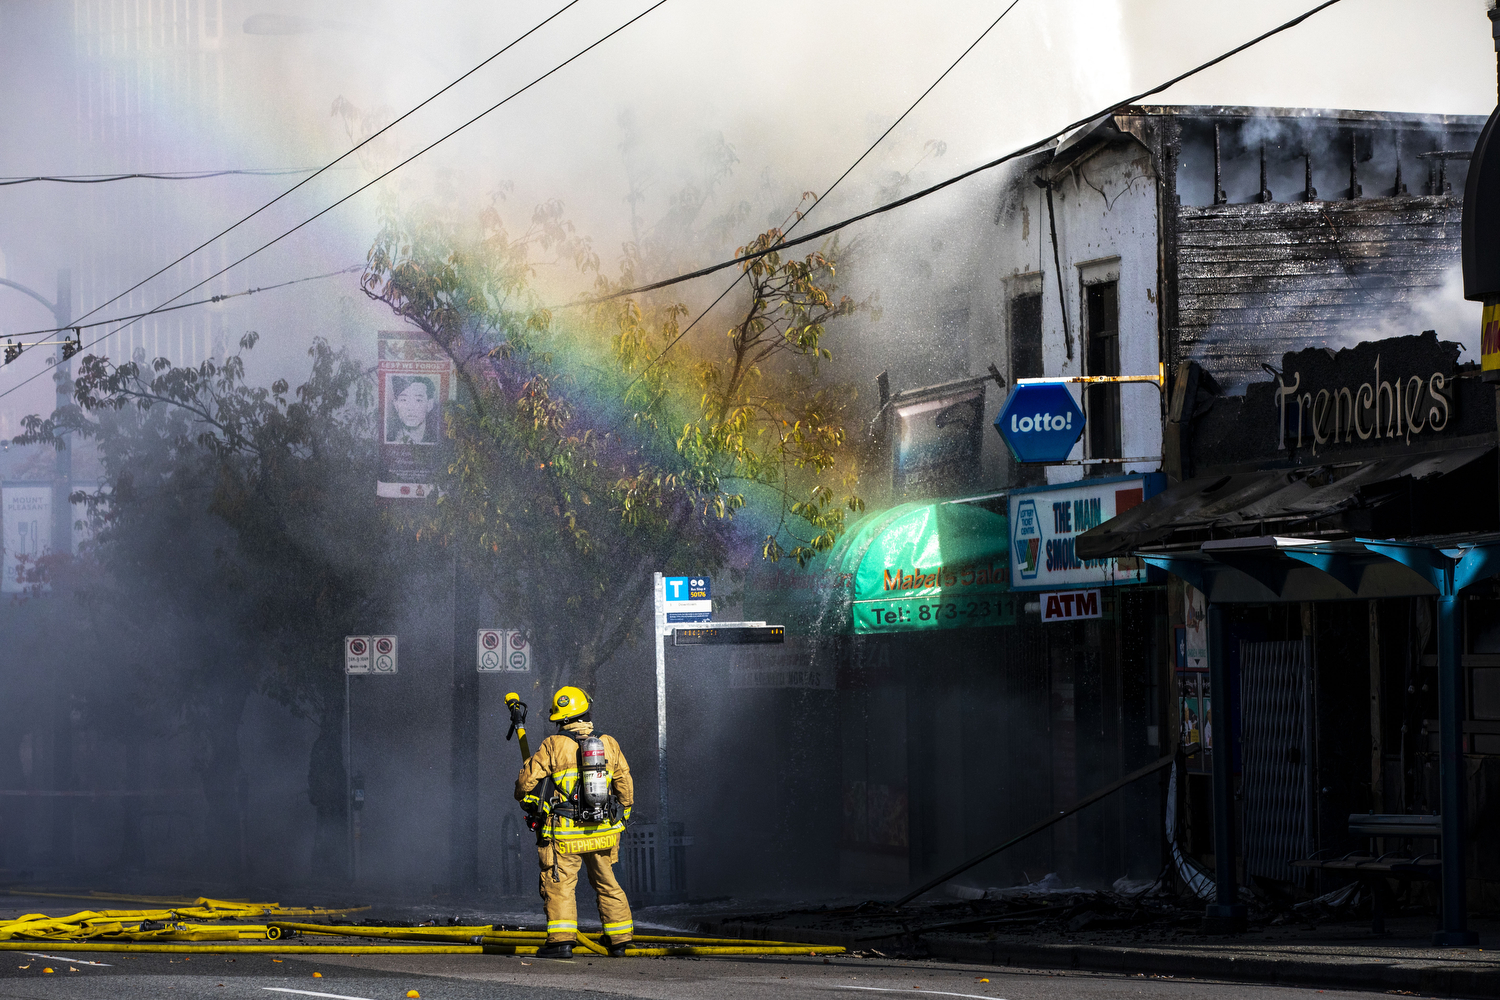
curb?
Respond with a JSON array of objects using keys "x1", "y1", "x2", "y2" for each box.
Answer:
[
  {"x1": 925, "y1": 936, "x2": 1500, "y2": 999},
  {"x1": 704, "y1": 921, "x2": 1500, "y2": 998}
]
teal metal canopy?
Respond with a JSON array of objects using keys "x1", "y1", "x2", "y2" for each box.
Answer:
[{"x1": 1136, "y1": 533, "x2": 1500, "y2": 604}]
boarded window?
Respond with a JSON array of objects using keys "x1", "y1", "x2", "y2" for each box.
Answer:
[
  {"x1": 1009, "y1": 292, "x2": 1043, "y2": 381},
  {"x1": 1085, "y1": 281, "x2": 1121, "y2": 460}
]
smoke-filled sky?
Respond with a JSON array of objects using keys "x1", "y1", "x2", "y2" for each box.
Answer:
[{"x1": 0, "y1": 0, "x2": 1495, "y2": 441}]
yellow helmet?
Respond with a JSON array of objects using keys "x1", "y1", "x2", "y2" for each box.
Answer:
[{"x1": 549, "y1": 685, "x2": 591, "y2": 722}]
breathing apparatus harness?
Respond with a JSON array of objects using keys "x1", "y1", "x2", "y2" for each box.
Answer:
[
  {"x1": 547, "y1": 730, "x2": 623, "y2": 825},
  {"x1": 533, "y1": 729, "x2": 623, "y2": 883}
]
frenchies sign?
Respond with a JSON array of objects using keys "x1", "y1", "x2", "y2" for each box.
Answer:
[
  {"x1": 1008, "y1": 474, "x2": 1164, "y2": 591},
  {"x1": 378, "y1": 330, "x2": 454, "y2": 499}
]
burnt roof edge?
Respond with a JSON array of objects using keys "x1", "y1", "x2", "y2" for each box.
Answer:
[{"x1": 1117, "y1": 105, "x2": 1487, "y2": 128}]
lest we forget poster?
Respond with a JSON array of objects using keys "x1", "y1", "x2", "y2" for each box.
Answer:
[{"x1": 377, "y1": 330, "x2": 453, "y2": 499}]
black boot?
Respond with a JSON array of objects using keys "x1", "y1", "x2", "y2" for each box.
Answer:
[
  {"x1": 608, "y1": 941, "x2": 631, "y2": 957},
  {"x1": 536, "y1": 942, "x2": 574, "y2": 959}
]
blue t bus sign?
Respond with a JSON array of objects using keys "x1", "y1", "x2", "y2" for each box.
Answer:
[
  {"x1": 995, "y1": 383, "x2": 1085, "y2": 463},
  {"x1": 661, "y1": 575, "x2": 712, "y2": 623}
]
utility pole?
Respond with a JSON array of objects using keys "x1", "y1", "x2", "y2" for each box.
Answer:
[
  {"x1": 50, "y1": 270, "x2": 73, "y2": 872},
  {"x1": 449, "y1": 556, "x2": 479, "y2": 895},
  {"x1": 0, "y1": 270, "x2": 73, "y2": 870},
  {"x1": 53, "y1": 270, "x2": 72, "y2": 557}
]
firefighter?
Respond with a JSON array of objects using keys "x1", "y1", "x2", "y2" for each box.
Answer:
[{"x1": 515, "y1": 685, "x2": 635, "y2": 959}]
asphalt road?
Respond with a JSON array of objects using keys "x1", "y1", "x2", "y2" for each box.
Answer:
[{"x1": 0, "y1": 950, "x2": 1423, "y2": 1000}]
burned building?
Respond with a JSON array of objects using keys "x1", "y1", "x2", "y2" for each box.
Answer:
[
  {"x1": 986, "y1": 106, "x2": 1482, "y2": 478},
  {"x1": 738, "y1": 105, "x2": 1493, "y2": 901}
]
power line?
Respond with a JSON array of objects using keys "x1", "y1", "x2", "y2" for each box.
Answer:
[
  {"x1": 1, "y1": 266, "x2": 362, "y2": 345},
  {"x1": 0, "y1": 168, "x2": 341, "y2": 186},
  {"x1": 0, "y1": 0, "x2": 670, "y2": 404},
  {"x1": 594, "y1": 0, "x2": 1347, "y2": 309},
  {"x1": 52, "y1": 0, "x2": 586, "y2": 340},
  {"x1": 618, "y1": 0, "x2": 1024, "y2": 397}
]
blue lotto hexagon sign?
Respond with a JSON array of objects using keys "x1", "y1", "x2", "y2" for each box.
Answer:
[{"x1": 995, "y1": 383, "x2": 1085, "y2": 463}]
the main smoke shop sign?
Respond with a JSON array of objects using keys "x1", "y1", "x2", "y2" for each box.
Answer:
[{"x1": 1008, "y1": 474, "x2": 1164, "y2": 591}]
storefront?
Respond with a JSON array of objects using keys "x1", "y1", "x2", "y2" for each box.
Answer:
[
  {"x1": 1077, "y1": 332, "x2": 1500, "y2": 937},
  {"x1": 742, "y1": 475, "x2": 1170, "y2": 891}
]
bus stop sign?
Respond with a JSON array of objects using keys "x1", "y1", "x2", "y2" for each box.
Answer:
[{"x1": 995, "y1": 384, "x2": 1085, "y2": 463}]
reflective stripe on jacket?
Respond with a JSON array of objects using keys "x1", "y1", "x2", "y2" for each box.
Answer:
[{"x1": 516, "y1": 733, "x2": 633, "y2": 853}]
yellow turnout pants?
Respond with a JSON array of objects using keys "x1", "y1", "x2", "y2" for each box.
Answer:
[{"x1": 537, "y1": 841, "x2": 634, "y2": 944}]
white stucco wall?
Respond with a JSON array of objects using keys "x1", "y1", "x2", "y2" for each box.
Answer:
[{"x1": 985, "y1": 140, "x2": 1164, "y2": 485}]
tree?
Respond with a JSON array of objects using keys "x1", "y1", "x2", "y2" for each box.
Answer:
[
  {"x1": 360, "y1": 189, "x2": 868, "y2": 694},
  {"x1": 20, "y1": 335, "x2": 417, "y2": 876}
]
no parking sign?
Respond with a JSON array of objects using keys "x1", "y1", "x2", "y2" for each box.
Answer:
[
  {"x1": 477, "y1": 629, "x2": 504, "y2": 671},
  {"x1": 345, "y1": 636, "x2": 371, "y2": 675},
  {"x1": 477, "y1": 629, "x2": 531, "y2": 672},
  {"x1": 346, "y1": 635, "x2": 398, "y2": 675}
]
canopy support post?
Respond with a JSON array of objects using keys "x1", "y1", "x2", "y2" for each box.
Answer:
[
  {"x1": 1435, "y1": 592, "x2": 1478, "y2": 945},
  {"x1": 1202, "y1": 602, "x2": 1245, "y2": 933}
]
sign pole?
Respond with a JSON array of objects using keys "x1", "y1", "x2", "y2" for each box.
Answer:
[
  {"x1": 344, "y1": 670, "x2": 352, "y2": 882},
  {"x1": 340, "y1": 635, "x2": 382, "y2": 884},
  {"x1": 652, "y1": 572, "x2": 670, "y2": 890}
]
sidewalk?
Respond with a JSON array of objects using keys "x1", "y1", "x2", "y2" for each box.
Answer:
[{"x1": 700, "y1": 906, "x2": 1500, "y2": 997}]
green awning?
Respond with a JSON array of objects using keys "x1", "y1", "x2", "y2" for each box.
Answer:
[{"x1": 826, "y1": 501, "x2": 1015, "y2": 634}]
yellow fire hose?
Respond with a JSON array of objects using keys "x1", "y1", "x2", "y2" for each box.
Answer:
[
  {"x1": 266, "y1": 924, "x2": 837, "y2": 957},
  {"x1": 267, "y1": 923, "x2": 491, "y2": 941},
  {"x1": 0, "y1": 941, "x2": 485, "y2": 954},
  {"x1": 2, "y1": 901, "x2": 843, "y2": 957},
  {"x1": 0, "y1": 940, "x2": 841, "y2": 956},
  {"x1": 1, "y1": 892, "x2": 362, "y2": 916}
]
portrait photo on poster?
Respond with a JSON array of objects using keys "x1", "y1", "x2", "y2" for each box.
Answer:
[{"x1": 385, "y1": 373, "x2": 440, "y2": 445}]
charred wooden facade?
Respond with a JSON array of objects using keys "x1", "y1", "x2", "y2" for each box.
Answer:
[{"x1": 1103, "y1": 106, "x2": 1480, "y2": 392}]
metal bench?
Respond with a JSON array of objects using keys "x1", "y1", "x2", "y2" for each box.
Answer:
[{"x1": 1290, "y1": 813, "x2": 1441, "y2": 933}]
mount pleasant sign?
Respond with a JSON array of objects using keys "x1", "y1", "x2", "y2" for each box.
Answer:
[{"x1": 1275, "y1": 355, "x2": 1454, "y2": 455}]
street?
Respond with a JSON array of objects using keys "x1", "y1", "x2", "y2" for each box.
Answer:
[{"x1": 0, "y1": 951, "x2": 1418, "y2": 1000}]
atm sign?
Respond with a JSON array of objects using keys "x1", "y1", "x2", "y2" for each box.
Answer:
[{"x1": 1041, "y1": 589, "x2": 1102, "y2": 622}]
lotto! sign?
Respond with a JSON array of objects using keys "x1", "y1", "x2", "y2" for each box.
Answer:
[
  {"x1": 1040, "y1": 589, "x2": 1102, "y2": 622},
  {"x1": 994, "y1": 383, "x2": 1085, "y2": 463}
]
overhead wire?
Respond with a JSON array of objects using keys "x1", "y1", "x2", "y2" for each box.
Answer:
[
  {"x1": 615, "y1": 0, "x2": 1025, "y2": 399},
  {"x1": 1, "y1": 0, "x2": 1345, "y2": 407},
  {"x1": 1, "y1": 266, "x2": 362, "y2": 343},
  {"x1": 36, "y1": 0, "x2": 588, "y2": 344},
  {"x1": 597, "y1": 0, "x2": 1348, "y2": 312},
  {"x1": 0, "y1": 0, "x2": 671, "y2": 403},
  {"x1": 0, "y1": 168, "x2": 343, "y2": 186}
]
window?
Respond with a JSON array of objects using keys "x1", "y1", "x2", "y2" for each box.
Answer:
[
  {"x1": 1009, "y1": 292, "x2": 1043, "y2": 382},
  {"x1": 1085, "y1": 281, "x2": 1121, "y2": 460}
]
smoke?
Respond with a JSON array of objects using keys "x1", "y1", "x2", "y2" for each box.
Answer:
[
  {"x1": 0, "y1": 0, "x2": 1497, "y2": 907},
  {"x1": 1324, "y1": 262, "x2": 1484, "y2": 357}
]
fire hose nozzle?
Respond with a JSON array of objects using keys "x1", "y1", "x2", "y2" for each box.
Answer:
[{"x1": 504, "y1": 696, "x2": 528, "y2": 741}]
